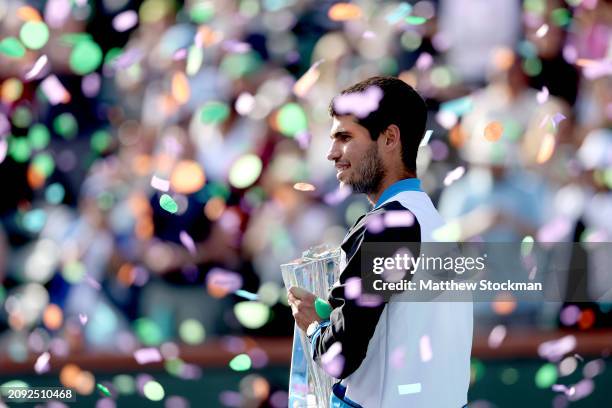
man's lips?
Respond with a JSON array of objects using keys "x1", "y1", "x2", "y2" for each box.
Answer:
[{"x1": 335, "y1": 163, "x2": 350, "y2": 171}]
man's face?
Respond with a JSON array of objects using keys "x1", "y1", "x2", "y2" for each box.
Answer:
[{"x1": 327, "y1": 115, "x2": 386, "y2": 194}]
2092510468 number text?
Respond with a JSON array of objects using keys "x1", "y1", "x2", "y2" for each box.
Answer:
[{"x1": 0, "y1": 387, "x2": 76, "y2": 402}]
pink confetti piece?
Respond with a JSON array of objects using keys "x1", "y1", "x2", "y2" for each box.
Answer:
[
  {"x1": 179, "y1": 230, "x2": 196, "y2": 255},
  {"x1": 133, "y1": 347, "x2": 163, "y2": 364},
  {"x1": 82, "y1": 73, "x2": 101, "y2": 98},
  {"x1": 536, "y1": 24, "x2": 549, "y2": 38},
  {"x1": 366, "y1": 214, "x2": 384, "y2": 234},
  {"x1": 383, "y1": 211, "x2": 415, "y2": 228},
  {"x1": 568, "y1": 379, "x2": 594, "y2": 401},
  {"x1": 487, "y1": 324, "x2": 506, "y2": 348},
  {"x1": 44, "y1": 0, "x2": 71, "y2": 28},
  {"x1": 113, "y1": 48, "x2": 143, "y2": 70},
  {"x1": 75, "y1": 0, "x2": 88, "y2": 6},
  {"x1": 356, "y1": 294, "x2": 383, "y2": 307},
  {"x1": 150, "y1": 175, "x2": 170, "y2": 192},
  {"x1": 206, "y1": 268, "x2": 243, "y2": 293},
  {"x1": 537, "y1": 86, "x2": 549, "y2": 104},
  {"x1": 295, "y1": 131, "x2": 311, "y2": 150},
  {"x1": 0, "y1": 114, "x2": 9, "y2": 136},
  {"x1": 390, "y1": 347, "x2": 405, "y2": 369},
  {"x1": 583, "y1": 359, "x2": 605, "y2": 378},
  {"x1": 582, "y1": 59, "x2": 612, "y2": 80},
  {"x1": 552, "y1": 384, "x2": 574, "y2": 396},
  {"x1": 419, "y1": 335, "x2": 433, "y2": 362},
  {"x1": 560, "y1": 305, "x2": 580, "y2": 326},
  {"x1": 323, "y1": 185, "x2": 351, "y2": 205},
  {"x1": 34, "y1": 351, "x2": 50, "y2": 374},
  {"x1": 24, "y1": 55, "x2": 49, "y2": 81},
  {"x1": 40, "y1": 75, "x2": 70, "y2": 105},
  {"x1": 443, "y1": 166, "x2": 465, "y2": 187},
  {"x1": 78, "y1": 313, "x2": 88, "y2": 325},
  {"x1": 419, "y1": 129, "x2": 433, "y2": 147},
  {"x1": 112, "y1": 10, "x2": 138, "y2": 32},
  {"x1": 85, "y1": 275, "x2": 101, "y2": 290},
  {"x1": 0, "y1": 137, "x2": 7, "y2": 165},
  {"x1": 321, "y1": 342, "x2": 344, "y2": 378},
  {"x1": 333, "y1": 86, "x2": 383, "y2": 118},
  {"x1": 537, "y1": 217, "x2": 572, "y2": 242},
  {"x1": 221, "y1": 40, "x2": 251, "y2": 54},
  {"x1": 538, "y1": 335, "x2": 576, "y2": 362},
  {"x1": 415, "y1": 52, "x2": 433, "y2": 70},
  {"x1": 172, "y1": 48, "x2": 188, "y2": 61},
  {"x1": 247, "y1": 348, "x2": 269, "y2": 369},
  {"x1": 582, "y1": 0, "x2": 598, "y2": 9},
  {"x1": 362, "y1": 30, "x2": 376, "y2": 39},
  {"x1": 539, "y1": 114, "x2": 551, "y2": 129},
  {"x1": 344, "y1": 277, "x2": 362, "y2": 300},
  {"x1": 552, "y1": 112, "x2": 567, "y2": 129}
]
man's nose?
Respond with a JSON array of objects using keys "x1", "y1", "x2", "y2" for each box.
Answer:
[{"x1": 327, "y1": 140, "x2": 341, "y2": 162}]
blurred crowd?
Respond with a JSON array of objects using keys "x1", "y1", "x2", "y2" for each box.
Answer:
[{"x1": 0, "y1": 0, "x2": 611, "y2": 396}]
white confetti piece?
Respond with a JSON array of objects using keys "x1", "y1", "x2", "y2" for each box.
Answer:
[
  {"x1": 40, "y1": 75, "x2": 70, "y2": 105},
  {"x1": 538, "y1": 335, "x2": 576, "y2": 362},
  {"x1": 24, "y1": 55, "x2": 49, "y2": 81},
  {"x1": 419, "y1": 129, "x2": 433, "y2": 147},
  {"x1": 134, "y1": 348, "x2": 163, "y2": 365},
  {"x1": 112, "y1": 10, "x2": 138, "y2": 32},
  {"x1": 78, "y1": 313, "x2": 88, "y2": 325},
  {"x1": 398, "y1": 383, "x2": 422, "y2": 395},
  {"x1": 536, "y1": 24, "x2": 549, "y2": 38},
  {"x1": 419, "y1": 335, "x2": 432, "y2": 362},
  {"x1": 0, "y1": 137, "x2": 7, "y2": 165},
  {"x1": 179, "y1": 230, "x2": 196, "y2": 255},
  {"x1": 333, "y1": 86, "x2": 383, "y2": 118},
  {"x1": 383, "y1": 211, "x2": 415, "y2": 228},
  {"x1": 443, "y1": 166, "x2": 465, "y2": 187},
  {"x1": 34, "y1": 352, "x2": 50, "y2": 374},
  {"x1": 488, "y1": 324, "x2": 506, "y2": 348},
  {"x1": 151, "y1": 175, "x2": 170, "y2": 192},
  {"x1": 536, "y1": 86, "x2": 549, "y2": 104}
]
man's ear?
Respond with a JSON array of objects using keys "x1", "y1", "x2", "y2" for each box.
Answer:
[{"x1": 383, "y1": 124, "x2": 401, "y2": 148}]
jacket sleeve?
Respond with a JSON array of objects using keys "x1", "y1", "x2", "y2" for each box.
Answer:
[{"x1": 311, "y1": 208, "x2": 421, "y2": 379}]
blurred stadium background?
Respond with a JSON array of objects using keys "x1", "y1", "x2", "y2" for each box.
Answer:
[{"x1": 0, "y1": 0, "x2": 611, "y2": 407}]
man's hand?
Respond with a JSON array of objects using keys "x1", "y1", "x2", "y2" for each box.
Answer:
[{"x1": 287, "y1": 287, "x2": 322, "y2": 331}]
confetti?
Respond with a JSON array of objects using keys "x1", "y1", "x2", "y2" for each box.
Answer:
[
  {"x1": 82, "y1": 73, "x2": 101, "y2": 97},
  {"x1": 419, "y1": 335, "x2": 432, "y2": 362},
  {"x1": 171, "y1": 160, "x2": 205, "y2": 193},
  {"x1": 333, "y1": 86, "x2": 383, "y2": 118},
  {"x1": 551, "y1": 112, "x2": 566, "y2": 129},
  {"x1": 40, "y1": 75, "x2": 70, "y2": 105},
  {"x1": 415, "y1": 52, "x2": 433, "y2": 71},
  {"x1": 97, "y1": 383, "x2": 112, "y2": 397},
  {"x1": 293, "y1": 59, "x2": 323, "y2": 98},
  {"x1": 383, "y1": 211, "x2": 415, "y2": 227},
  {"x1": 277, "y1": 103, "x2": 308, "y2": 136},
  {"x1": 143, "y1": 381, "x2": 164, "y2": 401},
  {"x1": 419, "y1": 129, "x2": 433, "y2": 147},
  {"x1": 535, "y1": 363, "x2": 558, "y2": 388},
  {"x1": 0, "y1": 37, "x2": 26, "y2": 58},
  {"x1": 69, "y1": 40, "x2": 103, "y2": 75},
  {"x1": 536, "y1": 86, "x2": 549, "y2": 104},
  {"x1": 536, "y1": 24, "x2": 549, "y2": 38},
  {"x1": 484, "y1": 121, "x2": 504, "y2": 142},
  {"x1": 560, "y1": 305, "x2": 580, "y2": 326},
  {"x1": 34, "y1": 352, "x2": 51, "y2": 374},
  {"x1": 172, "y1": 48, "x2": 188, "y2": 61},
  {"x1": 24, "y1": 55, "x2": 49, "y2": 81},
  {"x1": 159, "y1": 194, "x2": 178, "y2": 213},
  {"x1": 207, "y1": 268, "x2": 243, "y2": 297},
  {"x1": 536, "y1": 133, "x2": 556, "y2": 163},
  {"x1": 186, "y1": 46, "x2": 204, "y2": 76},
  {"x1": 20, "y1": 21, "x2": 49, "y2": 50},
  {"x1": 344, "y1": 277, "x2": 362, "y2": 300},
  {"x1": 85, "y1": 275, "x2": 102, "y2": 290},
  {"x1": 233, "y1": 301, "x2": 269, "y2": 329},
  {"x1": 390, "y1": 347, "x2": 405, "y2": 369},
  {"x1": 229, "y1": 354, "x2": 252, "y2": 371},
  {"x1": 134, "y1": 348, "x2": 163, "y2": 365},
  {"x1": 328, "y1": 3, "x2": 363, "y2": 21},
  {"x1": 443, "y1": 166, "x2": 465, "y2": 187},
  {"x1": 568, "y1": 379, "x2": 594, "y2": 401},
  {"x1": 538, "y1": 335, "x2": 576, "y2": 362},
  {"x1": 113, "y1": 48, "x2": 144, "y2": 70},
  {"x1": 321, "y1": 342, "x2": 344, "y2": 377},
  {"x1": 150, "y1": 175, "x2": 170, "y2": 192},
  {"x1": 228, "y1": 154, "x2": 262, "y2": 189},
  {"x1": 293, "y1": 182, "x2": 316, "y2": 192},
  {"x1": 405, "y1": 16, "x2": 427, "y2": 25},
  {"x1": 200, "y1": 101, "x2": 230, "y2": 124},
  {"x1": 171, "y1": 71, "x2": 190, "y2": 105},
  {"x1": 234, "y1": 290, "x2": 259, "y2": 301},
  {"x1": 78, "y1": 313, "x2": 88, "y2": 325},
  {"x1": 488, "y1": 325, "x2": 507, "y2": 348},
  {"x1": 386, "y1": 3, "x2": 412, "y2": 24},
  {"x1": 179, "y1": 231, "x2": 196, "y2": 255},
  {"x1": 552, "y1": 384, "x2": 574, "y2": 396},
  {"x1": 112, "y1": 10, "x2": 138, "y2": 32},
  {"x1": 44, "y1": 0, "x2": 71, "y2": 28},
  {"x1": 17, "y1": 6, "x2": 42, "y2": 21},
  {"x1": 0, "y1": 137, "x2": 7, "y2": 164},
  {"x1": 398, "y1": 383, "x2": 422, "y2": 395}
]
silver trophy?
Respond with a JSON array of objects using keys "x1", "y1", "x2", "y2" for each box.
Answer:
[{"x1": 281, "y1": 246, "x2": 341, "y2": 408}]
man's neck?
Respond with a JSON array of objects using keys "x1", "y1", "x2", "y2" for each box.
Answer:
[{"x1": 367, "y1": 172, "x2": 414, "y2": 206}]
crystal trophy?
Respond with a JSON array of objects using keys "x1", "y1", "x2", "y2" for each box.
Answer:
[{"x1": 281, "y1": 246, "x2": 341, "y2": 408}]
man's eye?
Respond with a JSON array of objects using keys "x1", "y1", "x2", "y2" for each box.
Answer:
[{"x1": 341, "y1": 135, "x2": 351, "y2": 141}]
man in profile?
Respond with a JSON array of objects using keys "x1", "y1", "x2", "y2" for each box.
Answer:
[{"x1": 288, "y1": 76, "x2": 473, "y2": 408}]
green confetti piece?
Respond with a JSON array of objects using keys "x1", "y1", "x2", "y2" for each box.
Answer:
[
  {"x1": 159, "y1": 194, "x2": 178, "y2": 213},
  {"x1": 0, "y1": 37, "x2": 26, "y2": 58},
  {"x1": 69, "y1": 41, "x2": 103, "y2": 75},
  {"x1": 233, "y1": 301, "x2": 270, "y2": 329},
  {"x1": 53, "y1": 113, "x2": 78, "y2": 139},
  {"x1": 178, "y1": 319, "x2": 206, "y2": 345},
  {"x1": 11, "y1": 106, "x2": 32, "y2": 128},
  {"x1": 277, "y1": 103, "x2": 308, "y2": 137},
  {"x1": 143, "y1": 381, "x2": 164, "y2": 401},
  {"x1": 60, "y1": 33, "x2": 93, "y2": 46},
  {"x1": 32, "y1": 152, "x2": 55, "y2": 177},
  {"x1": 523, "y1": 57, "x2": 542, "y2": 77},
  {"x1": 500, "y1": 367, "x2": 519, "y2": 385},
  {"x1": 551, "y1": 8, "x2": 571, "y2": 27},
  {"x1": 28, "y1": 124, "x2": 50, "y2": 150},
  {"x1": 229, "y1": 354, "x2": 252, "y2": 371},
  {"x1": 96, "y1": 383, "x2": 111, "y2": 397},
  {"x1": 315, "y1": 297, "x2": 332, "y2": 319},
  {"x1": 9, "y1": 137, "x2": 31, "y2": 163},
  {"x1": 535, "y1": 363, "x2": 558, "y2": 388},
  {"x1": 19, "y1": 21, "x2": 50, "y2": 50},
  {"x1": 228, "y1": 154, "x2": 262, "y2": 189},
  {"x1": 521, "y1": 236, "x2": 534, "y2": 257},
  {"x1": 405, "y1": 15, "x2": 427, "y2": 25},
  {"x1": 190, "y1": 2, "x2": 215, "y2": 23},
  {"x1": 134, "y1": 318, "x2": 164, "y2": 346},
  {"x1": 112, "y1": 374, "x2": 135, "y2": 395},
  {"x1": 62, "y1": 260, "x2": 86, "y2": 283},
  {"x1": 91, "y1": 129, "x2": 112, "y2": 153},
  {"x1": 219, "y1": 52, "x2": 261, "y2": 79},
  {"x1": 470, "y1": 358, "x2": 486, "y2": 383},
  {"x1": 200, "y1": 101, "x2": 230, "y2": 124}
]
